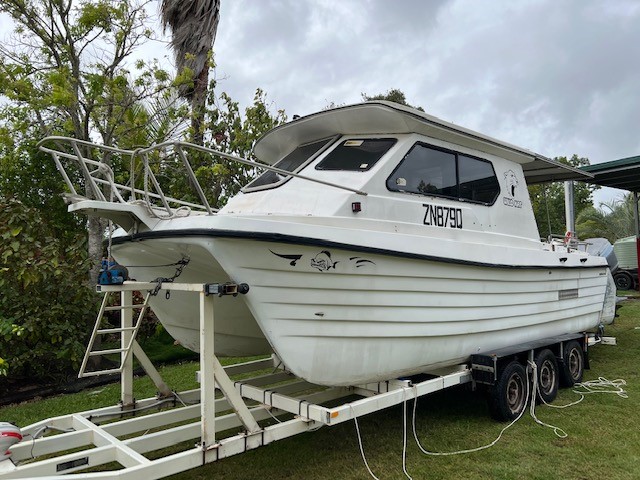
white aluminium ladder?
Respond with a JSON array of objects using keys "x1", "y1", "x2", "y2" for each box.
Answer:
[{"x1": 78, "y1": 289, "x2": 152, "y2": 379}]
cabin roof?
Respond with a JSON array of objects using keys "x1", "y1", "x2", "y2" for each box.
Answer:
[{"x1": 253, "y1": 101, "x2": 592, "y2": 185}]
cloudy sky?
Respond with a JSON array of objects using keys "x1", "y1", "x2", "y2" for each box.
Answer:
[
  {"x1": 200, "y1": 0, "x2": 639, "y2": 205},
  {"x1": 2, "y1": 0, "x2": 638, "y2": 205}
]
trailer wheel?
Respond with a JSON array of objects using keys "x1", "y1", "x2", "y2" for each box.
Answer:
[
  {"x1": 534, "y1": 349, "x2": 558, "y2": 404},
  {"x1": 614, "y1": 271, "x2": 634, "y2": 290},
  {"x1": 489, "y1": 361, "x2": 528, "y2": 421},
  {"x1": 560, "y1": 340, "x2": 584, "y2": 387}
]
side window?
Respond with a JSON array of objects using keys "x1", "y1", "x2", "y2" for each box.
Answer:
[
  {"x1": 458, "y1": 155, "x2": 500, "y2": 204},
  {"x1": 386, "y1": 144, "x2": 457, "y2": 198},
  {"x1": 386, "y1": 143, "x2": 500, "y2": 205},
  {"x1": 316, "y1": 138, "x2": 397, "y2": 171}
]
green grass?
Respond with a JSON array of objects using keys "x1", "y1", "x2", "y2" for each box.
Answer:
[{"x1": 3, "y1": 301, "x2": 640, "y2": 480}]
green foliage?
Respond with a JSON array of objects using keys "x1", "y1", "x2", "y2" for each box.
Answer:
[
  {"x1": 362, "y1": 88, "x2": 425, "y2": 111},
  {"x1": 576, "y1": 194, "x2": 636, "y2": 242},
  {"x1": 160, "y1": 84, "x2": 287, "y2": 209},
  {"x1": 527, "y1": 155, "x2": 598, "y2": 238},
  {"x1": 0, "y1": 198, "x2": 95, "y2": 382},
  {"x1": 0, "y1": 0, "x2": 177, "y2": 148}
]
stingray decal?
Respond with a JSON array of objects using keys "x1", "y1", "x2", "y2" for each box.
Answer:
[
  {"x1": 270, "y1": 250, "x2": 303, "y2": 266},
  {"x1": 310, "y1": 250, "x2": 339, "y2": 271}
]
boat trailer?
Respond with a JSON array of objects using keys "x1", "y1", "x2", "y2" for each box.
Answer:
[{"x1": 0, "y1": 281, "x2": 473, "y2": 479}]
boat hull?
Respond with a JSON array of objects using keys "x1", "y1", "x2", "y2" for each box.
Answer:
[{"x1": 112, "y1": 234, "x2": 612, "y2": 386}]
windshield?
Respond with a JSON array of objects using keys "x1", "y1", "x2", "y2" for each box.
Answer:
[
  {"x1": 315, "y1": 138, "x2": 397, "y2": 171},
  {"x1": 243, "y1": 137, "x2": 335, "y2": 192}
]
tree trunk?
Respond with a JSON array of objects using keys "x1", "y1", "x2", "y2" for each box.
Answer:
[{"x1": 191, "y1": 65, "x2": 210, "y2": 145}]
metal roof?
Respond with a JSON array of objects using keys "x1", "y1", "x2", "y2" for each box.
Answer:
[{"x1": 580, "y1": 155, "x2": 640, "y2": 192}]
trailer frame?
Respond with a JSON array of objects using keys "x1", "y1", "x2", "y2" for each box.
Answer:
[{"x1": 0, "y1": 281, "x2": 472, "y2": 479}]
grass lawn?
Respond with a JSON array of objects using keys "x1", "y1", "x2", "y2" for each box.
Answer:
[{"x1": 2, "y1": 295, "x2": 639, "y2": 480}]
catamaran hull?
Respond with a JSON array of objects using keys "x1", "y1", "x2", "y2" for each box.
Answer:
[{"x1": 111, "y1": 234, "x2": 613, "y2": 386}]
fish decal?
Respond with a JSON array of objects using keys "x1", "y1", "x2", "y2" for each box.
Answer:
[{"x1": 311, "y1": 250, "x2": 339, "y2": 271}]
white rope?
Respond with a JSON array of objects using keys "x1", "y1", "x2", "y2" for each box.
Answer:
[
  {"x1": 410, "y1": 380, "x2": 529, "y2": 456},
  {"x1": 526, "y1": 361, "x2": 567, "y2": 438},
  {"x1": 401, "y1": 388, "x2": 413, "y2": 479},
  {"x1": 355, "y1": 364, "x2": 628, "y2": 477},
  {"x1": 574, "y1": 377, "x2": 627, "y2": 398},
  {"x1": 542, "y1": 376, "x2": 628, "y2": 410},
  {"x1": 352, "y1": 406, "x2": 380, "y2": 480}
]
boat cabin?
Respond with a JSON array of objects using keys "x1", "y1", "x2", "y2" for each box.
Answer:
[{"x1": 222, "y1": 101, "x2": 591, "y2": 244}]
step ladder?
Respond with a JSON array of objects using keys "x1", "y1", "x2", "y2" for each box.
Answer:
[{"x1": 78, "y1": 290, "x2": 152, "y2": 378}]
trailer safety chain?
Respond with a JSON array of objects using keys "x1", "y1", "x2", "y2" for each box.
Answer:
[{"x1": 149, "y1": 257, "x2": 190, "y2": 298}]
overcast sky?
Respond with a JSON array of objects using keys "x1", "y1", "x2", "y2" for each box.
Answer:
[
  {"x1": 200, "y1": 0, "x2": 639, "y2": 206},
  {"x1": 2, "y1": 0, "x2": 638, "y2": 205}
]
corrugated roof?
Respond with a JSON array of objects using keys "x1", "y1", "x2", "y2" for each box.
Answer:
[{"x1": 579, "y1": 155, "x2": 640, "y2": 192}]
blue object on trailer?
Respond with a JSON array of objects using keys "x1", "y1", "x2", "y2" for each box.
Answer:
[{"x1": 98, "y1": 258, "x2": 129, "y2": 285}]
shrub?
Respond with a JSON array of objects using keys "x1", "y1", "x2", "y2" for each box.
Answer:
[{"x1": 0, "y1": 197, "x2": 96, "y2": 385}]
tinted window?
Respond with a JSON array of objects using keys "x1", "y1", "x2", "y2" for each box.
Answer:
[
  {"x1": 386, "y1": 143, "x2": 500, "y2": 205},
  {"x1": 458, "y1": 155, "x2": 500, "y2": 203},
  {"x1": 316, "y1": 138, "x2": 397, "y2": 171},
  {"x1": 386, "y1": 144, "x2": 457, "y2": 198},
  {"x1": 244, "y1": 137, "x2": 334, "y2": 191}
]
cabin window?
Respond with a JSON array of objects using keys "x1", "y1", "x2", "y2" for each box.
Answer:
[
  {"x1": 458, "y1": 154, "x2": 500, "y2": 203},
  {"x1": 243, "y1": 137, "x2": 335, "y2": 192},
  {"x1": 315, "y1": 138, "x2": 397, "y2": 171},
  {"x1": 387, "y1": 143, "x2": 499, "y2": 205}
]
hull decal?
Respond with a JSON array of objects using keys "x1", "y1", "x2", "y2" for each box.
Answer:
[
  {"x1": 310, "y1": 250, "x2": 338, "y2": 271},
  {"x1": 269, "y1": 250, "x2": 303, "y2": 266}
]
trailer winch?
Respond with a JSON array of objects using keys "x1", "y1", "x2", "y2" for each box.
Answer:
[{"x1": 97, "y1": 258, "x2": 129, "y2": 285}]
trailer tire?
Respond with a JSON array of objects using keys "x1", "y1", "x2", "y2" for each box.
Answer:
[
  {"x1": 488, "y1": 361, "x2": 528, "y2": 421},
  {"x1": 560, "y1": 340, "x2": 584, "y2": 387},
  {"x1": 614, "y1": 271, "x2": 634, "y2": 290},
  {"x1": 534, "y1": 349, "x2": 558, "y2": 404}
]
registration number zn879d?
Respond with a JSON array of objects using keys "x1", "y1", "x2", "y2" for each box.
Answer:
[{"x1": 422, "y1": 203, "x2": 463, "y2": 229}]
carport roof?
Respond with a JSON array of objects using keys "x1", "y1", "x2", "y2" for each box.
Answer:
[{"x1": 580, "y1": 155, "x2": 640, "y2": 192}]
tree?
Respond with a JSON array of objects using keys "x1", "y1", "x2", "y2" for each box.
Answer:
[
  {"x1": 0, "y1": 0, "x2": 178, "y2": 282},
  {"x1": 161, "y1": 0, "x2": 220, "y2": 144},
  {"x1": 362, "y1": 88, "x2": 425, "y2": 111},
  {"x1": 527, "y1": 155, "x2": 598, "y2": 238},
  {"x1": 162, "y1": 84, "x2": 287, "y2": 209},
  {"x1": 576, "y1": 194, "x2": 636, "y2": 242}
]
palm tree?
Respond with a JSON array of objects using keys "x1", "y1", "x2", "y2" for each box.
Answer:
[
  {"x1": 576, "y1": 194, "x2": 636, "y2": 242},
  {"x1": 160, "y1": 0, "x2": 220, "y2": 144}
]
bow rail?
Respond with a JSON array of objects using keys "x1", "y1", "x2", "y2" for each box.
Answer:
[{"x1": 37, "y1": 137, "x2": 367, "y2": 220}]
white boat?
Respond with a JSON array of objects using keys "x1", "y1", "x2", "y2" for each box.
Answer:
[{"x1": 39, "y1": 101, "x2": 616, "y2": 386}]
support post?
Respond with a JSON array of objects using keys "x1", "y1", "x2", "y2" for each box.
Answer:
[
  {"x1": 121, "y1": 290, "x2": 134, "y2": 407},
  {"x1": 200, "y1": 290, "x2": 216, "y2": 448},
  {"x1": 635, "y1": 191, "x2": 640, "y2": 291},
  {"x1": 564, "y1": 180, "x2": 575, "y2": 235}
]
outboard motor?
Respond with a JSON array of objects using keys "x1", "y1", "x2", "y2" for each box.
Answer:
[
  {"x1": 584, "y1": 238, "x2": 619, "y2": 271},
  {"x1": 0, "y1": 422, "x2": 22, "y2": 462}
]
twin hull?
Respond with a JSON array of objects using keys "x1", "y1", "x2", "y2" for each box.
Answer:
[{"x1": 112, "y1": 234, "x2": 612, "y2": 386}]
